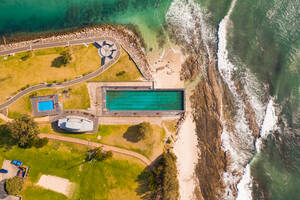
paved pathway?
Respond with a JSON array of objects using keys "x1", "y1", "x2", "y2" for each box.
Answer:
[
  {"x1": 38, "y1": 134, "x2": 151, "y2": 166},
  {"x1": 0, "y1": 37, "x2": 120, "y2": 110}
]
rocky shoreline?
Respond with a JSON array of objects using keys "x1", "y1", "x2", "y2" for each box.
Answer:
[{"x1": 0, "y1": 25, "x2": 152, "y2": 80}]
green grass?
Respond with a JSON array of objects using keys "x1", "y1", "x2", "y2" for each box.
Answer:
[
  {"x1": 39, "y1": 124, "x2": 165, "y2": 160},
  {"x1": 89, "y1": 48, "x2": 143, "y2": 82},
  {"x1": 22, "y1": 186, "x2": 68, "y2": 200},
  {"x1": 8, "y1": 82, "x2": 90, "y2": 118},
  {"x1": 0, "y1": 141, "x2": 145, "y2": 200},
  {"x1": 0, "y1": 44, "x2": 100, "y2": 104}
]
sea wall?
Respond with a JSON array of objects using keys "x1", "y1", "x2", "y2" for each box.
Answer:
[{"x1": 0, "y1": 25, "x2": 152, "y2": 80}]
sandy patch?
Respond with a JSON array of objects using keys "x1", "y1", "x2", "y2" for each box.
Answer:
[
  {"x1": 148, "y1": 45, "x2": 186, "y2": 89},
  {"x1": 174, "y1": 113, "x2": 199, "y2": 200},
  {"x1": 37, "y1": 175, "x2": 74, "y2": 197}
]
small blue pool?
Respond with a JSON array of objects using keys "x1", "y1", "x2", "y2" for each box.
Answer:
[{"x1": 38, "y1": 100, "x2": 54, "y2": 112}]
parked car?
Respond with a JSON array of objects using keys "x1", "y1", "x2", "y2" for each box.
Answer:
[
  {"x1": 11, "y1": 160, "x2": 22, "y2": 166},
  {"x1": 0, "y1": 169, "x2": 8, "y2": 173}
]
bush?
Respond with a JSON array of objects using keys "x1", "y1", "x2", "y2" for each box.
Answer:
[
  {"x1": 116, "y1": 70, "x2": 126, "y2": 76},
  {"x1": 20, "y1": 52, "x2": 32, "y2": 61},
  {"x1": 34, "y1": 138, "x2": 49, "y2": 148},
  {"x1": 5, "y1": 177, "x2": 24, "y2": 195},
  {"x1": 87, "y1": 148, "x2": 113, "y2": 162}
]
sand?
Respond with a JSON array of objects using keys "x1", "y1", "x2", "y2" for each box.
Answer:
[
  {"x1": 37, "y1": 175, "x2": 73, "y2": 197},
  {"x1": 149, "y1": 44, "x2": 200, "y2": 200},
  {"x1": 148, "y1": 45, "x2": 185, "y2": 89}
]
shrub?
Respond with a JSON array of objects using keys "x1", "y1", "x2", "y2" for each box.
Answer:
[
  {"x1": 20, "y1": 52, "x2": 32, "y2": 61},
  {"x1": 87, "y1": 148, "x2": 113, "y2": 162},
  {"x1": 116, "y1": 70, "x2": 126, "y2": 76},
  {"x1": 5, "y1": 177, "x2": 24, "y2": 195},
  {"x1": 34, "y1": 138, "x2": 49, "y2": 148}
]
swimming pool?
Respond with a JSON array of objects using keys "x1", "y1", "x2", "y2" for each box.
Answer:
[
  {"x1": 106, "y1": 90, "x2": 184, "y2": 111},
  {"x1": 38, "y1": 100, "x2": 54, "y2": 111}
]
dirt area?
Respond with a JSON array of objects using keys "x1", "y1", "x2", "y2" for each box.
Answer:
[{"x1": 37, "y1": 175, "x2": 74, "y2": 198}]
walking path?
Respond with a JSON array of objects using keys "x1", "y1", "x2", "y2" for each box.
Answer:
[
  {"x1": 38, "y1": 134, "x2": 151, "y2": 166},
  {"x1": 0, "y1": 37, "x2": 120, "y2": 110}
]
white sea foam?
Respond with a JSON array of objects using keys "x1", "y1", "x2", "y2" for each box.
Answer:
[
  {"x1": 166, "y1": 0, "x2": 279, "y2": 199},
  {"x1": 216, "y1": 0, "x2": 281, "y2": 199},
  {"x1": 256, "y1": 99, "x2": 278, "y2": 152},
  {"x1": 166, "y1": 0, "x2": 216, "y2": 57}
]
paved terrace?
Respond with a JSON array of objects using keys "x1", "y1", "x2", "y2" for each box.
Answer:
[{"x1": 0, "y1": 37, "x2": 120, "y2": 110}]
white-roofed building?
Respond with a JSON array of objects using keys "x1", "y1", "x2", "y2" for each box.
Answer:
[{"x1": 58, "y1": 116, "x2": 94, "y2": 132}]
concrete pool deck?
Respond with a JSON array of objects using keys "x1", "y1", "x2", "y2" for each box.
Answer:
[
  {"x1": 31, "y1": 95, "x2": 61, "y2": 117},
  {"x1": 87, "y1": 81, "x2": 154, "y2": 116}
]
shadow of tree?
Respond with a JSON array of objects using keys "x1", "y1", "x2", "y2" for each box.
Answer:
[
  {"x1": 123, "y1": 125, "x2": 141, "y2": 143},
  {"x1": 0, "y1": 124, "x2": 17, "y2": 151},
  {"x1": 135, "y1": 155, "x2": 163, "y2": 200}
]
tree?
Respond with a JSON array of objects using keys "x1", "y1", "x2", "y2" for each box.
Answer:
[
  {"x1": 5, "y1": 177, "x2": 24, "y2": 195},
  {"x1": 51, "y1": 50, "x2": 72, "y2": 68},
  {"x1": 137, "y1": 151, "x2": 179, "y2": 200},
  {"x1": 136, "y1": 122, "x2": 153, "y2": 141},
  {"x1": 60, "y1": 50, "x2": 72, "y2": 66},
  {"x1": 87, "y1": 148, "x2": 113, "y2": 162},
  {"x1": 7, "y1": 115, "x2": 39, "y2": 147}
]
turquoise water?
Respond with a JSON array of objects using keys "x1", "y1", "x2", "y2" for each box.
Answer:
[
  {"x1": 0, "y1": 0, "x2": 172, "y2": 50},
  {"x1": 38, "y1": 100, "x2": 54, "y2": 111},
  {"x1": 106, "y1": 90, "x2": 184, "y2": 111}
]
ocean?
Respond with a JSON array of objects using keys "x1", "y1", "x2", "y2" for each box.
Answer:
[{"x1": 0, "y1": 0, "x2": 299, "y2": 199}]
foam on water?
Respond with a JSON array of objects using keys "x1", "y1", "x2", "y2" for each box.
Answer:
[{"x1": 166, "y1": 0, "x2": 216, "y2": 57}]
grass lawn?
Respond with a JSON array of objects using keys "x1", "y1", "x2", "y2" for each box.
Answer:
[
  {"x1": 162, "y1": 120, "x2": 178, "y2": 133},
  {"x1": 0, "y1": 140, "x2": 145, "y2": 200},
  {"x1": 39, "y1": 124, "x2": 165, "y2": 160},
  {"x1": 0, "y1": 44, "x2": 100, "y2": 104},
  {"x1": 89, "y1": 48, "x2": 143, "y2": 82},
  {"x1": 8, "y1": 82, "x2": 90, "y2": 118}
]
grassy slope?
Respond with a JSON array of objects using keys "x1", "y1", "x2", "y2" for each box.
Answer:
[
  {"x1": 39, "y1": 124, "x2": 165, "y2": 160},
  {"x1": 0, "y1": 141, "x2": 144, "y2": 200},
  {"x1": 89, "y1": 48, "x2": 143, "y2": 82},
  {"x1": 0, "y1": 44, "x2": 100, "y2": 103}
]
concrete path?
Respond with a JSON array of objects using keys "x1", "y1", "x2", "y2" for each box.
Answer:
[
  {"x1": 0, "y1": 113, "x2": 12, "y2": 122},
  {"x1": 38, "y1": 134, "x2": 151, "y2": 166},
  {"x1": 0, "y1": 37, "x2": 120, "y2": 110}
]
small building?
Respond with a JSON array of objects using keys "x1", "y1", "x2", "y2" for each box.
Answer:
[
  {"x1": 58, "y1": 116, "x2": 94, "y2": 132},
  {"x1": 31, "y1": 95, "x2": 61, "y2": 117}
]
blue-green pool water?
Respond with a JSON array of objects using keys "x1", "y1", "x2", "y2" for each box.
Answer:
[{"x1": 106, "y1": 90, "x2": 184, "y2": 111}]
